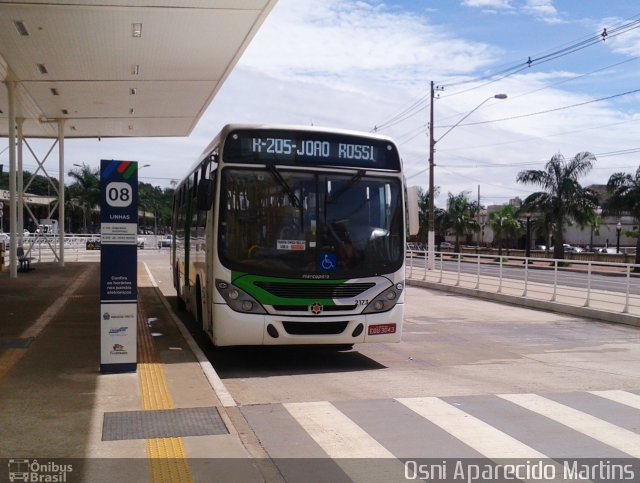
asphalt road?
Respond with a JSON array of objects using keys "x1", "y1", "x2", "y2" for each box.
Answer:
[{"x1": 141, "y1": 250, "x2": 640, "y2": 465}]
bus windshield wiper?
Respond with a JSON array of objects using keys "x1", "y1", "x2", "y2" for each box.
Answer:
[
  {"x1": 267, "y1": 165, "x2": 300, "y2": 207},
  {"x1": 330, "y1": 169, "x2": 366, "y2": 202}
]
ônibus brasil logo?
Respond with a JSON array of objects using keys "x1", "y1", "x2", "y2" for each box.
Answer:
[{"x1": 8, "y1": 459, "x2": 73, "y2": 482}]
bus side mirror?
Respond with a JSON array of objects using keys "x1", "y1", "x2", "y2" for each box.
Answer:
[
  {"x1": 197, "y1": 178, "x2": 213, "y2": 211},
  {"x1": 407, "y1": 186, "x2": 420, "y2": 236}
]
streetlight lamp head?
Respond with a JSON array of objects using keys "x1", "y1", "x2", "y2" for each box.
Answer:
[{"x1": 494, "y1": 94, "x2": 508, "y2": 99}]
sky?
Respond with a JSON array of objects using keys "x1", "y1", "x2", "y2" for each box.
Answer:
[{"x1": 10, "y1": 0, "x2": 640, "y2": 208}]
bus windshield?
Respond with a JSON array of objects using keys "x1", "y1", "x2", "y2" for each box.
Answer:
[{"x1": 219, "y1": 167, "x2": 404, "y2": 278}]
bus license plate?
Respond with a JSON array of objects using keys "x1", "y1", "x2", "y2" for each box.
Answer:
[{"x1": 368, "y1": 323, "x2": 396, "y2": 335}]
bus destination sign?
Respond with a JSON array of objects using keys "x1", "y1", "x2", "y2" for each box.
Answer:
[{"x1": 223, "y1": 129, "x2": 401, "y2": 171}]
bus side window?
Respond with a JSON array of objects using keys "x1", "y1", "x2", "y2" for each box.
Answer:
[{"x1": 197, "y1": 178, "x2": 214, "y2": 211}]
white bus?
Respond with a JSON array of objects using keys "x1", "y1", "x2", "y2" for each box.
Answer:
[{"x1": 172, "y1": 124, "x2": 415, "y2": 347}]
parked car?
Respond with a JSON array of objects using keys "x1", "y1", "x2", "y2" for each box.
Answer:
[
  {"x1": 158, "y1": 235, "x2": 172, "y2": 248},
  {"x1": 137, "y1": 236, "x2": 145, "y2": 249},
  {"x1": 550, "y1": 244, "x2": 582, "y2": 253},
  {"x1": 438, "y1": 241, "x2": 453, "y2": 249}
]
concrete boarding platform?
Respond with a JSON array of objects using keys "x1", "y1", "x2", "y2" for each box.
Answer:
[{"x1": 0, "y1": 262, "x2": 267, "y2": 482}]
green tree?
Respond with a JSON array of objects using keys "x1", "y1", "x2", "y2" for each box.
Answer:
[
  {"x1": 435, "y1": 207, "x2": 450, "y2": 249},
  {"x1": 516, "y1": 152, "x2": 598, "y2": 260},
  {"x1": 67, "y1": 163, "x2": 100, "y2": 233},
  {"x1": 446, "y1": 191, "x2": 479, "y2": 252},
  {"x1": 139, "y1": 182, "x2": 163, "y2": 233},
  {"x1": 488, "y1": 204, "x2": 521, "y2": 256},
  {"x1": 415, "y1": 185, "x2": 440, "y2": 244},
  {"x1": 603, "y1": 166, "x2": 640, "y2": 264}
]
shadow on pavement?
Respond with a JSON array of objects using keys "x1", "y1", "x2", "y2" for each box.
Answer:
[{"x1": 165, "y1": 296, "x2": 387, "y2": 379}]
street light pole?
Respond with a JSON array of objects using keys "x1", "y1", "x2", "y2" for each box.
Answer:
[
  {"x1": 616, "y1": 221, "x2": 622, "y2": 254},
  {"x1": 427, "y1": 83, "x2": 507, "y2": 269},
  {"x1": 525, "y1": 215, "x2": 532, "y2": 259},
  {"x1": 427, "y1": 81, "x2": 436, "y2": 270}
]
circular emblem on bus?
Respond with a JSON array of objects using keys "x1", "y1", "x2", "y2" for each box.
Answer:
[{"x1": 309, "y1": 303, "x2": 323, "y2": 315}]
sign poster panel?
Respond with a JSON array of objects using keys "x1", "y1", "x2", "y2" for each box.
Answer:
[
  {"x1": 100, "y1": 159, "x2": 138, "y2": 373},
  {"x1": 100, "y1": 304, "x2": 137, "y2": 364}
]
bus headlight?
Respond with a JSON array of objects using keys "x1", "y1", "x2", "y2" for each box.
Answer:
[
  {"x1": 241, "y1": 300, "x2": 254, "y2": 311},
  {"x1": 362, "y1": 282, "x2": 404, "y2": 314},
  {"x1": 216, "y1": 279, "x2": 266, "y2": 314}
]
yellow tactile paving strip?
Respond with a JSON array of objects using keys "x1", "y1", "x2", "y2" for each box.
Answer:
[{"x1": 137, "y1": 298, "x2": 194, "y2": 483}]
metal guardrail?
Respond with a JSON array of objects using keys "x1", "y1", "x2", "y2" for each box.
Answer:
[
  {"x1": 406, "y1": 249, "x2": 640, "y2": 319},
  {"x1": 1, "y1": 234, "x2": 165, "y2": 266}
]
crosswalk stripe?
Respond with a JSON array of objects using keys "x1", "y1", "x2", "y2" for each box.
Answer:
[
  {"x1": 589, "y1": 390, "x2": 640, "y2": 410},
  {"x1": 284, "y1": 401, "x2": 404, "y2": 483},
  {"x1": 283, "y1": 401, "x2": 395, "y2": 458},
  {"x1": 499, "y1": 393, "x2": 640, "y2": 458},
  {"x1": 396, "y1": 397, "x2": 547, "y2": 459}
]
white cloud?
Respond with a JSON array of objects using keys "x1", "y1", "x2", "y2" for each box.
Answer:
[
  {"x1": 26, "y1": 0, "x2": 637, "y2": 208},
  {"x1": 461, "y1": 0, "x2": 513, "y2": 10},
  {"x1": 197, "y1": 0, "x2": 640, "y2": 207},
  {"x1": 522, "y1": 0, "x2": 564, "y2": 24},
  {"x1": 241, "y1": 0, "x2": 497, "y2": 84}
]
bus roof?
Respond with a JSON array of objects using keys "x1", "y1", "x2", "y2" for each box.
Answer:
[{"x1": 191, "y1": 123, "x2": 400, "y2": 173}]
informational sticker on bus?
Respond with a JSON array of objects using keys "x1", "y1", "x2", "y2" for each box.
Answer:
[
  {"x1": 368, "y1": 323, "x2": 396, "y2": 335},
  {"x1": 277, "y1": 239, "x2": 306, "y2": 251}
]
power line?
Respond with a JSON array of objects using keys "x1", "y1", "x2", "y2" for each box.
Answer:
[
  {"x1": 438, "y1": 116, "x2": 640, "y2": 154},
  {"x1": 439, "y1": 15, "x2": 640, "y2": 96},
  {"x1": 389, "y1": 55, "x2": 639, "y2": 142},
  {"x1": 371, "y1": 13, "x2": 640, "y2": 133},
  {"x1": 372, "y1": 93, "x2": 430, "y2": 132},
  {"x1": 405, "y1": 146, "x2": 640, "y2": 179},
  {"x1": 437, "y1": 87, "x2": 640, "y2": 129}
]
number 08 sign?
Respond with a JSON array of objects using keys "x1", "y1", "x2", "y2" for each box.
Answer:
[{"x1": 100, "y1": 160, "x2": 139, "y2": 374}]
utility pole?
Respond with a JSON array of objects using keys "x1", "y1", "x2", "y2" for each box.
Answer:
[
  {"x1": 427, "y1": 82, "x2": 506, "y2": 269},
  {"x1": 427, "y1": 81, "x2": 436, "y2": 270},
  {"x1": 477, "y1": 184, "x2": 481, "y2": 248}
]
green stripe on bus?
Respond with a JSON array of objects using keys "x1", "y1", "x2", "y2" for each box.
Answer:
[{"x1": 232, "y1": 272, "x2": 346, "y2": 306}]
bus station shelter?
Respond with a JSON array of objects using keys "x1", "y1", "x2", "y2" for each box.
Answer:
[{"x1": 0, "y1": 0, "x2": 277, "y2": 278}]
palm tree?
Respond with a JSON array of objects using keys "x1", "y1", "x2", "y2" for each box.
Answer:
[
  {"x1": 67, "y1": 163, "x2": 100, "y2": 233},
  {"x1": 446, "y1": 191, "x2": 478, "y2": 252},
  {"x1": 516, "y1": 152, "x2": 598, "y2": 260},
  {"x1": 416, "y1": 185, "x2": 439, "y2": 246},
  {"x1": 435, "y1": 207, "x2": 450, "y2": 249},
  {"x1": 488, "y1": 204, "x2": 521, "y2": 256},
  {"x1": 604, "y1": 166, "x2": 640, "y2": 264}
]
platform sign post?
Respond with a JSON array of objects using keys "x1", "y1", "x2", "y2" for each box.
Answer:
[{"x1": 100, "y1": 160, "x2": 138, "y2": 373}]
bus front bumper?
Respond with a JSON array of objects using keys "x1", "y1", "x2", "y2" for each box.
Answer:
[{"x1": 211, "y1": 303, "x2": 404, "y2": 346}]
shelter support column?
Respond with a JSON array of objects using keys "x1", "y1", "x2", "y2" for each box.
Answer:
[
  {"x1": 58, "y1": 119, "x2": 65, "y2": 266},
  {"x1": 17, "y1": 118, "x2": 24, "y2": 247},
  {"x1": 5, "y1": 80, "x2": 17, "y2": 278}
]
